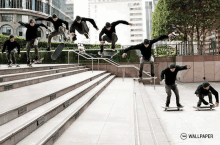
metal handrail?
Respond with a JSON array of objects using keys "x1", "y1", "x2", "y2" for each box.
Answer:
[
  {"x1": 13, "y1": 49, "x2": 156, "y2": 89},
  {"x1": 68, "y1": 48, "x2": 157, "y2": 89}
]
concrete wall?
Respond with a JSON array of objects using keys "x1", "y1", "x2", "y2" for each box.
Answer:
[{"x1": 82, "y1": 55, "x2": 220, "y2": 83}]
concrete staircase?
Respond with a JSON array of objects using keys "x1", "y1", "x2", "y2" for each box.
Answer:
[{"x1": 0, "y1": 64, "x2": 115, "y2": 145}]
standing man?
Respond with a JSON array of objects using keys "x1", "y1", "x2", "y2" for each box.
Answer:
[
  {"x1": 122, "y1": 34, "x2": 173, "y2": 78},
  {"x1": 35, "y1": 14, "x2": 69, "y2": 51},
  {"x1": 161, "y1": 63, "x2": 191, "y2": 108},
  {"x1": 70, "y1": 16, "x2": 99, "y2": 41},
  {"x1": 1, "y1": 35, "x2": 21, "y2": 67},
  {"x1": 18, "y1": 19, "x2": 48, "y2": 66},
  {"x1": 99, "y1": 20, "x2": 133, "y2": 55},
  {"x1": 195, "y1": 81, "x2": 219, "y2": 107}
]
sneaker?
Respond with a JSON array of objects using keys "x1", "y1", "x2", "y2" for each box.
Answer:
[
  {"x1": 177, "y1": 104, "x2": 184, "y2": 108},
  {"x1": 165, "y1": 105, "x2": 169, "y2": 108},
  {"x1": 138, "y1": 77, "x2": 142, "y2": 81},
  {"x1": 72, "y1": 35, "x2": 77, "y2": 42},
  {"x1": 16, "y1": 64, "x2": 20, "y2": 67},
  {"x1": 46, "y1": 47, "x2": 51, "y2": 51},
  {"x1": 197, "y1": 105, "x2": 201, "y2": 108},
  {"x1": 84, "y1": 33, "x2": 89, "y2": 39},
  {"x1": 98, "y1": 51, "x2": 103, "y2": 56},
  {"x1": 8, "y1": 64, "x2": 12, "y2": 67}
]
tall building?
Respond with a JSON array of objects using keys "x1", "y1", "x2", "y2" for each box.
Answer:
[
  {"x1": 0, "y1": 0, "x2": 73, "y2": 42},
  {"x1": 88, "y1": 0, "x2": 143, "y2": 45}
]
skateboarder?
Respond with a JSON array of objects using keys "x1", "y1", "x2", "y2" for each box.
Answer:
[
  {"x1": 122, "y1": 34, "x2": 173, "y2": 78},
  {"x1": 18, "y1": 19, "x2": 48, "y2": 66},
  {"x1": 70, "y1": 16, "x2": 99, "y2": 41},
  {"x1": 1, "y1": 35, "x2": 21, "y2": 67},
  {"x1": 195, "y1": 81, "x2": 219, "y2": 107},
  {"x1": 160, "y1": 63, "x2": 191, "y2": 108},
  {"x1": 35, "y1": 14, "x2": 69, "y2": 51},
  {"x1": 98, "y1": 20, "x2": 133, "y2": 55}
]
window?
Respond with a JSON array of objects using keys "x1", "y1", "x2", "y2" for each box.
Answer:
[
  {"x1": 130, "y1": 7, "x2": 141, "y2": 10},
  {"x1": 37, "y1": 27, "x2": 43, "y2": 39},
  {"x1": 2, "y1": 14, "x2": 13, "y2": 22},
  {"x1": 0, "y1": 25, "x2": 14, "y2": 35},
  {"x1": 26, "y1": 0, "x2": 32, "y2": 10},
  {"x1": 131, "y1": 29, "x2": 142, "y2": 31},
  {"x1": 130, "y1": 13, "x2": 142, "y2": 16},
  {"x1": 131, "y1": 34, "x2": 143, "y2": 37},
  {"x1": 131, "y1": 40, "x2": 142, "y2": 42},
  {"x1": 130, "y1": 18, "x2": 142, "y2": 21},
  {"x1": 17, "y1": 26, "x2": 27, "y2": 37},
  {"x1": 132, "y1": 23, "x2": 142, "y2": 26}
]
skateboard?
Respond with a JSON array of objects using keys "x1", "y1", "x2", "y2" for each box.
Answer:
[
  {"x1": 193, "y1": 105, "x2": 215, "y2": 111},
  {"x1": 51, "y1": 43, "x2": 65, "y2": 60},
  {"x1": 162, "y1": 106, "x2": 183, "y2": 111},
  {"x1": 133, "y1": 77, "x2": 157, "y2": 82},
  {"x1": 77, "y1": 43, "x2": 85, "y2": 54},
  {"x1": 99, "y1": 51, "x2": 117, "y2": 58}
]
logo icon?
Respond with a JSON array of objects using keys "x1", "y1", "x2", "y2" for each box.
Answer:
[{"x1": 180, "y1": 133, "x2": 187, "y2": 140}]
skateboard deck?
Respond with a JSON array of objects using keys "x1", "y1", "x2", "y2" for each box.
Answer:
[
  {"x1": 193, "y1": 106, "x2": 215, "y2": 111},
  {"x1": 51, "y1": 43, "x2": 65, "y2": 60},
  {"x1": 162, "y1": 106, "x2": 183, "y2": 111},
  {"x1": 102, "y1": 51, "x2": 117, "y2": 58}
]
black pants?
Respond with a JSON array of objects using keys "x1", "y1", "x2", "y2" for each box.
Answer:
[
  {"x1": 48, "y1": 26, "x2": 66, "y2": 49},
  {"x1": 165, "y1": 83, "x2": 180, "y2": 106},
  {"x1": 197, "y1": 93, "x2": 213, "y2": 106},
  {"x1": 100, "y1": 33, "x2": 118, "y2": 52},
  {"x1": 26, "y1": 38, "x2": 39, "y2": 64},
  {"x1": 6, "y1": 50, "x2": 16, "y2": 65},
  {"x1": 75, "y1": 21, "x2": 89, "y2": 34},
  {"x1": 139, "y1": 56, "x2": 154, "y2": 78}
]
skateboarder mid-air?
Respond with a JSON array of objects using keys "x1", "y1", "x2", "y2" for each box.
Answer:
[
  {"x1": 70, "y1": 16, "x2": 99, "y2": 42},
  {"x1": 18, "y1": 19, "x2": 48, "y2": 67},
  {"x1": 1, "y1": 35, "x2": 21, "y2": 67},
  {"x1": 98, "y1": 20, "x2": 133, "y2": 55},
  {"x1": 161, "y1": 63, "x2": 191, "y2": 108},
  {"x1": 122, "y1": 33, "x2": 173, "y2": 78},
  {"x1": 35, "y1": 14, "x2": 69, "y2": 51},
  {"x1": 195, "y1": 81, "x2": 219, "y2": 108}
]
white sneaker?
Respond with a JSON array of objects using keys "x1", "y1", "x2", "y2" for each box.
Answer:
[{"x1": 98, "y1": 51, "x2": 103, "y2": 56}]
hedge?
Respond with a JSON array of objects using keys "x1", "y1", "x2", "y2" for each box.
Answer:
[{"x1": 0, "y1": 34, "x2": 121, "y2": 51}]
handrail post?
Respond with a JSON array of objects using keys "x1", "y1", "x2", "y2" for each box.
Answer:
[
  {"x1": 98, "y1": 59, "x2": 99, "y2": 70},
  {"x1": 154, "y1": 78, "x2": 155, "y2": 90},
  {"x1": 92, "y1": 58, "x2": 93, "y2": 73},
  {"x1": 78, "y1": 53, "x2": 79, "y2": 65},
  {"x1": 68, "y1": 51, "x2": 70, "y2": 64}
]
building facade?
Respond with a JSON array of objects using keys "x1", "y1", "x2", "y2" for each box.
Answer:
[
  {"x1": 88, "y1": 0, "x2": 143, "y2": 45},
  {"x1": 0, "y1": 0, "x2": 73, "y2": 42}
]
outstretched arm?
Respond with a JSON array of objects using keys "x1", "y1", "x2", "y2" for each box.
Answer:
[
  {"x1": 15, "y1": 41, "x2": 21, "y2": 54},
  {"x1": 151, "y1": 35, "x2": 169, "y2": 44},
  {"x1": 18, "y1": 21, "x2": 29, "y2": 28},
  {"x1": 2, "y1": 41, "x2": 7, "y2": 53},
  {"x1": 99, "y1": 29, "x2": 105, "y2": 41},
  {"x1": 82, "y1": 18, "x2": 98, "y2": 29},
  {"x1": 35, "y1": 17, "x2": 51, "y2": 22},
  {"x1": 176, "y1": 65, "x2": 188, "y2": 71},
  {"x1": 111, "y1": 20, "x2": 129, "y2": 27},
  {"x1": 210, "y1": 86, "x2": 219, "y2": 103},
  {"x1": 124, "y1": 43, "x2": 142, "y2": 53},
  {"x1": 161, "y1": 69, "x2": 166, "y2": 81},
  {"x1": 38, "y1": 23, "x2": 48, "y2": 29}
]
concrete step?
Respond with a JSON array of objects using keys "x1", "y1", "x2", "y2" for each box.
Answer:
[
  {"x1": 0, "y1": 64, "x2": 79, "y2": 75},
  {"x1": 0, "y1": 71, "x2": 106, "y2": 126},
  {"x1": 136, "y1": 81, "x2": 171, "y2": 145},
  {"x1": 0, "y1": 68, "x2": 90, "y2": 92},
  {"x1": 16, "y1": 75, "x2": 115, "y2": 145},
  {"x1": 0, "y1": 73, "x2": 113, "y2": 145},
  {"x1": 0, "y1": 66, "x2": 86, "y2": 83}
]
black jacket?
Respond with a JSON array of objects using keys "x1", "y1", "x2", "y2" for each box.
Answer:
[
  {"x1": 2, "y1": 40, "x2": 20, "y2": 54},
  {"x1": 161, "y1": 65, "x2": 188, "y2": 85},
  {"x1": 195, "y1": 84, "x2": 219, "y2": 104},
  {"x1": 99, "y1": 20, "x2": 129, "y2": 41},
  {"x1": 124, "y1": 35, "x2": 168, "y2": 59},
  {"x1": 70, "y1": 17, "x2": 98, "y2": 33},
  {"x1": 18, "y1": 22, "x2": 48, "y2": 41},
  {"x1": 35, "y1": 17, "x2": 68, "y2": 31}
]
